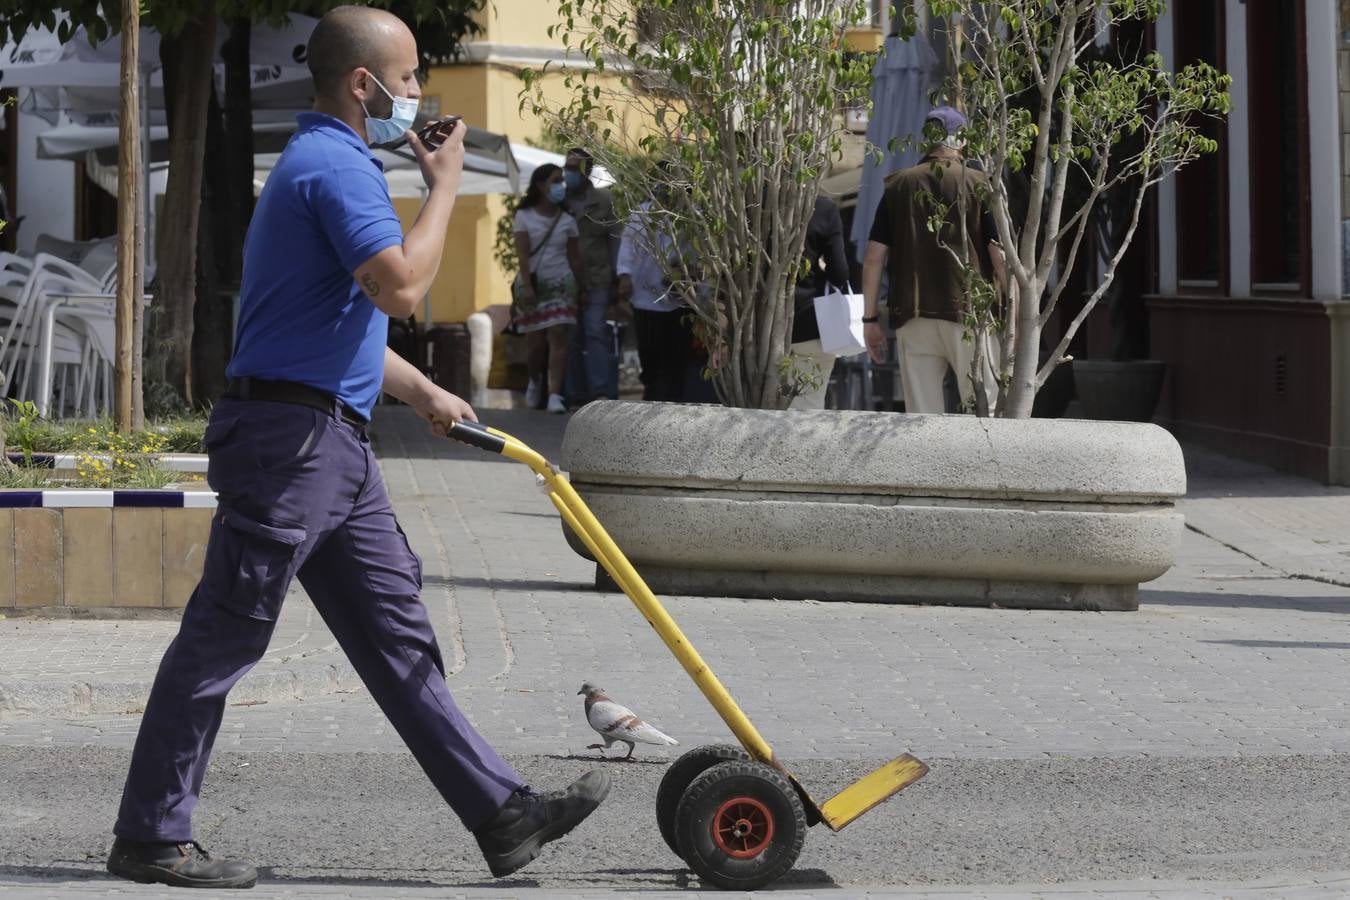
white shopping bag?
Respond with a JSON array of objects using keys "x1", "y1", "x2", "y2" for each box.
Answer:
[{"x1": 812, "y1": 284, "x2": 867, "y2": 356}]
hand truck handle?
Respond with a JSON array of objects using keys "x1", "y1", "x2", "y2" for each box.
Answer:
[{"x1": 445, "y1": 419, "x2": 506, "y2": 454}]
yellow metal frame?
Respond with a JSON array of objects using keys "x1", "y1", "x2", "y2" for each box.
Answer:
[{"x1": 451, "y1": 422, "x2": 928, "y2": 831}]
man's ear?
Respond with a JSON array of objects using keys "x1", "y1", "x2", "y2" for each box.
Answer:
[{"x1": 349, "y1": 67, "x2": 374, "y2": 104}]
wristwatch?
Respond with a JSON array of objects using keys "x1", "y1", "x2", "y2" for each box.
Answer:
[{"x1": 861, "y1": 315, "x2": 879, "y2": 324}]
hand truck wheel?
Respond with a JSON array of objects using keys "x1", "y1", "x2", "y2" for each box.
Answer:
[
  {"x1": 655, "y1": 744, "x2": 751, "y2": 859},
  {"x1": 674, "y1": 760, "x2": 807, "y2": 890}
]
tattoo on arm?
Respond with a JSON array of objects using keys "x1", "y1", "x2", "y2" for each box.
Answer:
[{"x1": 361, "y1": 273, "x2": 380, "y2": 298}]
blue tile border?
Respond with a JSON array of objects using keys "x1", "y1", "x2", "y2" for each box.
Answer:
[{"x1": 0, "y1": 490, "x2": 215, "y2": 509}]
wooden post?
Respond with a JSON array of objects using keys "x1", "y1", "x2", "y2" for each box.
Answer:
[{"x1": 115, "y1": 0, "x2": 142, "y2": 433}]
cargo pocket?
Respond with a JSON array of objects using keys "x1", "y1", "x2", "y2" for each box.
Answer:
[
  {"x1": 203, "y1": 508, "x2": 307, "y2": 622},
  {"x1": 395, "y1": 522, "x2": 423, "y2": 591}
]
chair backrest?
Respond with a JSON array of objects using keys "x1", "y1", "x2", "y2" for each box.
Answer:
[{"x1": 32, "y1": 234, "x2": 118, "y2": 280}]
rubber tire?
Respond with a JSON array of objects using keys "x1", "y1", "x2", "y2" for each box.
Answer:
[
  {"x1": 655, "y1": 744, "x2": 751, "y2": 859},
  {"x1": 674, "y1": 760, "x2": 807, "y2": 891}
]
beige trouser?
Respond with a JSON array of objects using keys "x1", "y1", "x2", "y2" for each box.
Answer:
[
  {"x1": 788, "y1": 339, "x2": 836, "y2": 410},
  {"x1": 897, "y1": 317, "x2": 995, "y2": 414}
]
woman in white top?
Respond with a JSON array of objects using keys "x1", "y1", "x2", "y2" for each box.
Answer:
[{"x1": 513, "y1": 164, "x2": 586, "y2": 413}]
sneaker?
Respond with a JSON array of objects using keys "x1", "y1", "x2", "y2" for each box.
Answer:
[
  {"x1": 546, "y1": 393, "x2": 567, "y2": 414},
  {"x1": 524, "y1": 376, "x2": 543, "y2": 409},
  {"x1": 475, "y1": 770, "x2": 611, "y2": 878},
  {"x1": 106, "y1": 837, "x2": 257, "y2": 889}
]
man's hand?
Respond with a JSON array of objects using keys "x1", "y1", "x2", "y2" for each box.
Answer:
[
  {"x1": 407, "y1": 118, "x2": 467, "y2": 193},
  {"x1": 864, "y1": 321, "x2": 887, "y2": 364},
  {"x1": 414, "y1": 383, "x2": 478, "y2": 436}
]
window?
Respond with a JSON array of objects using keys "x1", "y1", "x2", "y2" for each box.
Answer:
[
  {"x1": 1247, "y1": 0, "x2": 1310, "y2": 291},
  {"x1": 1173, "y1": 0, "x2": 1226, "y2": 287}
]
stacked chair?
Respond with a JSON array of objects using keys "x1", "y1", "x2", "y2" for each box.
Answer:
[{"x1": 0, "y1": 235, "x2": 124, "y2": 418}]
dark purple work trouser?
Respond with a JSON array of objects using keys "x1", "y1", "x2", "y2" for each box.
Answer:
[{"x1": 113, "y1": 398, "x2": 523, "y2": 842}]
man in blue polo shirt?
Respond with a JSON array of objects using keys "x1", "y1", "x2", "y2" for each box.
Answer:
[{"x1": 105, "y1": 7, "x2": 608, "y2": 890}]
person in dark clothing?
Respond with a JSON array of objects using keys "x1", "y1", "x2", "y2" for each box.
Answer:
[{"x1": 789, "y1": 194, "x2": 852, "y2": 409}]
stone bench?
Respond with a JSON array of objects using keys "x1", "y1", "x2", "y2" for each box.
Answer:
[{"x1": 557, "y1": 401, "x2": 1186, "y2": 611}]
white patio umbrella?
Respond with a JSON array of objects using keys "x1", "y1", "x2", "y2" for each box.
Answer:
[
  {"x1": 0, "y1": 15, "x2": 318, "y2": 270},
  {"x1": 6, "y1": 15, "x2": 317, "y2": 126},
  {"x1": 38, "y1": 119, "x2": 545, "y2": 199},
  {"x1": 850, "y1": 32, "x2": 940, "y2": 260}
]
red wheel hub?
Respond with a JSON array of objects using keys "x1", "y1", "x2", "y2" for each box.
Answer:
[{"x1": 711, "y1": 795, "x2": 775, "y2": 859}]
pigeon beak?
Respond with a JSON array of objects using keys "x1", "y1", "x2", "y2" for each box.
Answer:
[{"x1": 577, "y1": 688, "x2": 585, "y2": 695}]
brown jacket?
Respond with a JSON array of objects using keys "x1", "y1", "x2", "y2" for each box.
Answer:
[{"x1": 881, "y1": 154, "x2": 992, "y2": 329}]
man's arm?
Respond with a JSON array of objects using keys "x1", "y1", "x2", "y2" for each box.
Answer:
[
  {"x1": 382, "y1": 347, "x2": 477, "y2": 432},
  {"x1": 566, "y1": 235, "x2": 588, "y2": 294},
  {"x1": 353, "y1": 122, "x2": 467, "y2": 319},
  {"x1": 862, "y1": 240, "x2": 889, "y2": 364}
]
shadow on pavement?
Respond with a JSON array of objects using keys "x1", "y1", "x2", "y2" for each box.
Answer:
[
  {"x1": 1143, "y1": 591, "x2": 1350, "y2": 614},
  {"x1": 1201, "y1": 639, "x2": 1350, "y2": 650},
  {"x1": 542, "y1": 753, "x2": 670, "y2": 766},
  {"x1": 423, "y1": 574, "x2": 594, "y2": 594}
]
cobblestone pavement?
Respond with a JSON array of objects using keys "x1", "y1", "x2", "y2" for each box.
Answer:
[
  {"x1": 2, "y1": 872, "x2": 1349, "y2": 899},
  {"x1": 4, "y1": 409, "x2": 1350, "y2": 762},
  {"x1": 3, "y1": 409, "x2": 1350, "y2": 897}
]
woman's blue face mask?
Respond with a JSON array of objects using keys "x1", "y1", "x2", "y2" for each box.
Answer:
[{"x1": 547, "y1": 182, "x2": 567, "y2": 204}]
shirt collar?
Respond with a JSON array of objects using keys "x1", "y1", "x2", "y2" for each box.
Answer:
[{"x1": 295, "y1": 112, "x2": 382, "y2": 168}]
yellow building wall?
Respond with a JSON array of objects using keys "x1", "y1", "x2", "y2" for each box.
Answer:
[{"x1": 400, "y1": 0, "x2": 652, "y2": 325}]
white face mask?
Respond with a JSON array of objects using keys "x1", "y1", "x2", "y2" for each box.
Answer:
[{"x1": 362, "y1": 71, "x2": 419, "y2": 145}]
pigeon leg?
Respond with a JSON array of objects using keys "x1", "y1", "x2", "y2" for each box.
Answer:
[
  {"x1": 623, "y1": 741, "x2": 636, "y2": 760},
  {"x1": 586, "y1": 743, "x2": 605, "y2": 752}
]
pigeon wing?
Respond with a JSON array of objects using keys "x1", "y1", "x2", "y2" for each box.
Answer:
[{"x1": 588, "y1": 699, "x2": 678, "y2": 746}]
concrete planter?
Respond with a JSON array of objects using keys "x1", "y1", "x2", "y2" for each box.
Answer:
[
  {"x1": 558, "y1": 402, "x2": 1187, "y2": 611},
  {"x1": 0, "y1": 489, "x2": 216, "y2": 613}
]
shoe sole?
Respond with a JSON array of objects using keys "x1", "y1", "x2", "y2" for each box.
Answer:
[
  {"x1": 486, "y1": 773, "x2": 612, "y2": 878},
  {"x1": 107, "y1": 859, "x2": 258, "y2": 889}
]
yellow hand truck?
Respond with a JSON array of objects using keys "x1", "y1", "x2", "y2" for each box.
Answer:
[{"x1": 447, "y1": 420, "x2": 928, "y2": 890}]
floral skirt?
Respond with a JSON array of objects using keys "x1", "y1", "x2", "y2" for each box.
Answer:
[{"x1": 512, "y1": 271, "x2": 578, "y2": 334}]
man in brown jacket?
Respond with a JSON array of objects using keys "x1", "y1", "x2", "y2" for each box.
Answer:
[{"x1": 861, "y1": 106, "x2": 1002, "y2": 414}]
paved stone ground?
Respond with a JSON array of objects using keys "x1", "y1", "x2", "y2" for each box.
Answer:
[{"x1": 3, "y1": 408, "x2": 1350, "y2": 897}]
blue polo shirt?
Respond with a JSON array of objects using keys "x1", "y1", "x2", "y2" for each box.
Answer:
[{"x1": 229, "y1": 112, "x2": 405, "y2": 420}]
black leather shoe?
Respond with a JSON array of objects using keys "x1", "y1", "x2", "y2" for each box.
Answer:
[
  {"x1": 106, "y1": 837, "x2": 258, "y2": 889},
  {"x1": 475, "y1": 770, "x2": 611, "y2": 877}
]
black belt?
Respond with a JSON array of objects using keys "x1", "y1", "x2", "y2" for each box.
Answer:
[{"x1": 224, "y1": 377, "x2": 368, "y2": 428}]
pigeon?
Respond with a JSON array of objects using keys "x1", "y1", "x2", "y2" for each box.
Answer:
[{"x1": 578, "y1": 682, "x2": 678, "y2": 760}]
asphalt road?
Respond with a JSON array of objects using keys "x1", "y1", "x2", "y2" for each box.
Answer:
[{"x1": 3, "y1": 747, "x2": 1348, "y2": 893}]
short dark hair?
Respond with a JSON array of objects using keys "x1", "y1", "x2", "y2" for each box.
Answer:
[
  {"x1": 306, "y1": 6, "x2": 399, "y2": 99},
  {"x1": 566, "y1": 147, "x2": 593, "y2": 175}
]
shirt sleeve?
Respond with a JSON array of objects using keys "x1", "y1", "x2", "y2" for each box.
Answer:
[
  {"x1": 616, "y1": 211, "x2": 642, "y2": 277},
  {"x1": 560, "y1": 213, "x2": 580, "y2": 240},
  {"x1": 822, "y1": 202, "x2": 851, "y2": 289},
  {"x1": 308, "y1": 160, "x2": 405, "y2": 274},
  {"x1": 868, "y1": 194, "x2": 893, "y2": 246},
  {"x1": 981, "y1": 207, "x2": 998, "y2": 244}
]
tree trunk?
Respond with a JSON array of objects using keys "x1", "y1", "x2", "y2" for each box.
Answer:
[
  {"x1": 193, "y1": 84, "x2": 229, "y2": 406},
  {"x1": 222, "y1": 18, "x2": 253, "y2": 286},
  {"x1": 114, "y1": 0, "x2": 141, "y2": 432},
  {"x1": 147, "y1": 8, "x2": 216, "y2": 411}
]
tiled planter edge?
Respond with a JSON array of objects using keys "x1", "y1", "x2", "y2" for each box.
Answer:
[{"x1": 0, "y1": 491, "x2": 217, "y2": 612}]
